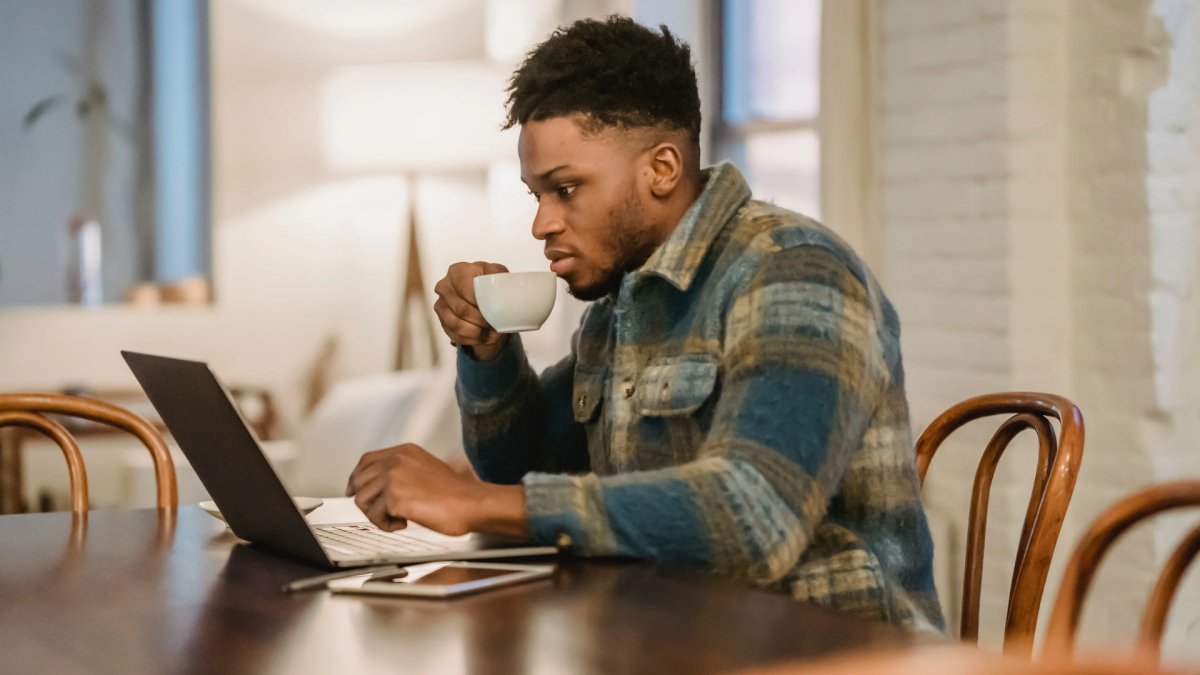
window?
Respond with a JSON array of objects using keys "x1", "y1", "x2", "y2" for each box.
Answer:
[
  {"x1": 716, "y1": 0, "x2": 822, "y2": 218},
  {"x1": 153, "y1": 0, "x2": 210, "y2": 289},
  {"x1": 1, "y1": 0, "x2": 210, "y2": 307}
]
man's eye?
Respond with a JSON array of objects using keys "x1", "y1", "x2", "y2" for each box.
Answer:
[{"x1": 556, "y1": 185, "x2": 576, "y2": 199}]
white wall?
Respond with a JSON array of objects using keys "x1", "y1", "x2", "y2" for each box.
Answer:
[
  {"x1": 1147, "y1": 0, "x2": 1200, "y2": 652},
  {"x1": 0, "y1": 0, "x2": 617, "y2": 437},
  {"x1": 878, "y1": 0, "x2": 1200, "y2": 661}
]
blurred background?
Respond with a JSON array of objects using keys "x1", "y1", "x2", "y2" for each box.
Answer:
[{"x1": 0, "y1": 0, "x2": 1197, "y2": 665}]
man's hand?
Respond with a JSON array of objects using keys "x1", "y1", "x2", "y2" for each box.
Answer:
[
  {"x1": 344, "y1": 443, "x2": 529, "y2": 538},
  {"x1": 433, "y1": 261, "x2": 510, "y2": 362}
]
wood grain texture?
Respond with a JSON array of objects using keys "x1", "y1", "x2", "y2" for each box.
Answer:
[{"x1": 0, "y1": 507, "x2": 921, "y2": 674}]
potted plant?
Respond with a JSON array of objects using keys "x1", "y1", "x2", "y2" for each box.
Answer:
[{"x1": 22, "y1": 52, "x2": 135, "y2": 305}]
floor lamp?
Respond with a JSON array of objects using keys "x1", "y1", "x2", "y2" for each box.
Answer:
[
  {"x1": 394, "y1": 173, "x2": 440, "y2": 371},
  {"x1": 321, "y1": 63, "x2": 514, "y2": 372}
]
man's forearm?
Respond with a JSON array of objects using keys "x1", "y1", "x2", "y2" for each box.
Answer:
[{"x1": 458, "y1": 335, "x2": 541, "y2": 482}]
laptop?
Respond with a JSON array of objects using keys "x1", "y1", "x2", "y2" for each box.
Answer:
[{"x1": 122, "y1": 350, "x2": 557, "y2": 568}]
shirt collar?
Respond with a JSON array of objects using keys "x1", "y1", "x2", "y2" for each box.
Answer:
[{"x1": 635, "y1": 162, "x2": 753, "y2": 292}]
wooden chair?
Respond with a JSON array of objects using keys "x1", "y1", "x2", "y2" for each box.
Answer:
[
  {"x1": 1043, "y1": 480, "x2": 1200, "y2": 663},
  {"x1": 916, "y1": 392, "x2": 1085, "y2": 657},
  {"x1": 0, "y1": 393, "x2": 177, "y2": 512}
]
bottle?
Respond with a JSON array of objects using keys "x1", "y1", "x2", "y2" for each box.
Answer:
[{"x1": 67, "y1": 215, "x2": 103, "y2": 306}]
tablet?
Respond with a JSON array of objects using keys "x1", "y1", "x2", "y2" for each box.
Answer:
[{"x1": 327, "y1": 561, "x2": 555, "y2": 598}]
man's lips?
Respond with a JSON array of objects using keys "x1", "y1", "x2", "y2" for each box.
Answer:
[{"x1": 545, "y1": 249, "x2": 573, "y2": 275}]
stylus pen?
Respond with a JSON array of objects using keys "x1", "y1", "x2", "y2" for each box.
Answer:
[{"x1": 282, "y1": 565, "x2": 407, "y2": 593}]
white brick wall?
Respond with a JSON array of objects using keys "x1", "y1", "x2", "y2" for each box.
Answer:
[
  {"x1": 878, "y1": 3, "x2": 1014, "y2": 641},
  {"x1": 1148, "y1": 0, "x2": 1200, "y2": 658},
  {"x1": 877, "y1": 0, "x2": 1200, "y2": 661}
]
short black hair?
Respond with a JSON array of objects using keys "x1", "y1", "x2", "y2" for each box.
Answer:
[{"x1": 503, "y1": 15, "x2": 701, "y2": 144}]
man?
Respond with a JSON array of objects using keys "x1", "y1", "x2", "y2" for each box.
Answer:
[{"x1": 347, "y1": 16, "x2": 943, "y2": 632}]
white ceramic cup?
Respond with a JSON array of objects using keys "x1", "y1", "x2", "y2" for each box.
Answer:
[{"x1": 473, "y1": 271, "x2": 557, "y2": 333}]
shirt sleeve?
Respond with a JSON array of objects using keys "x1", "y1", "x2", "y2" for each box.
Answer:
[
  {"x1": 520, "y1": 245, "x2": 894, "y2": 584},
  {"x1": 456, "y1": 333, "x2": 590, "y2": 485}
]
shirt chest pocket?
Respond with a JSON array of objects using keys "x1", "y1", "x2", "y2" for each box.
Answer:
[{"x1": 635, "y1": 354, "x2": 719, "y2": 418}]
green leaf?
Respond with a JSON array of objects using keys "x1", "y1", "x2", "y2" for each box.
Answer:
[
  {"x1": 86, "y1": 82, "x2": 107, "y2": 108},
  {"x1": 22, "y1": 95, "x2": 66, "y2": 130}
]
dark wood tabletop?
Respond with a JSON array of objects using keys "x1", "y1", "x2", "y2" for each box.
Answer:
[{"x1": 0, "y1": 505, "x2": 918, "y2": 674}]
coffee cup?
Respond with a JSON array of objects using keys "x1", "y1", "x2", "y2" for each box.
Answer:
[{"x1": 473, "y1": 271, "x2": 557, "y2": 333}]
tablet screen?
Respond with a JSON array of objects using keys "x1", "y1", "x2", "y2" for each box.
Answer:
[{"x1": 403, "y1": 565, "x2": 515, "y2": 586}]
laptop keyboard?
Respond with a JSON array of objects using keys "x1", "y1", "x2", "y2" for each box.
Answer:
[{"x1": 314, "y1": 524, "x2": 450, "y2": 557}]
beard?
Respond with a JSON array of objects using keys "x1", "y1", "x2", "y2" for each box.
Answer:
[{"x1": 566, "y1": 190, "x2": 662, "y2": 301}]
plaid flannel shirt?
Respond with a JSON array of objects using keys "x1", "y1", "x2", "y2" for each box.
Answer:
[{"x1": 456, "y1": 163, "x2": 944, "y2": 632}]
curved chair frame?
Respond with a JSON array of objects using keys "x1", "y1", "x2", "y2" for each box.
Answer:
[
  {"x1": 0, "y1": 393, "x2": 177, "y2": 511},
  {"x1": 1043, "y1": 480, "x2": 1200, "y2": 662},
  {"x1": 0, "y1": 411, "x2": 89, "y2": 512},
  {"x1": 1139, "y1": 522, "x2": 1200, "y2": 653},
  {"x1": 917, "y1": 392, "x2": 1084, "y2": 657}
]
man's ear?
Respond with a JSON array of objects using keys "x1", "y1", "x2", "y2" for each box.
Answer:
[{"x1": 644, "y1": 142, "x2": 684, "y2": 198}]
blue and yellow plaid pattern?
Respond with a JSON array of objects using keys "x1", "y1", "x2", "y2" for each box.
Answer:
[{"x1": 456, "y1": 163, "x2": 944, "y2": 632}]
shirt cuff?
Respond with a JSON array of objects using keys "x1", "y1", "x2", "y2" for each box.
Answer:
[
  {"x1": 455, "y1": 334, "x2": 527, "y2": 405},
  {"x1": 522, "y1": 472, "x2": 594, "y2": 553}
]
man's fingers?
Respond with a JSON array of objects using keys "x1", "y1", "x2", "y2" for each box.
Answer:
[
  {"x1": 451, "y1": 266, "x2": 488, "y2": 307},
  {"x1": 438, "y1": 292, "x2": 490, "y2": 331},
  {"x1": 345, "y1": 449, "x2": 388, "y2": 496},
  {"x1": 442, "y1": 262, "x2": 488, "y2": 306},
  {"x1": 348, "y1": 456, "x2": 388, "y2": 509},
  {"x1": 432, "y1": 275, "x2": 452, "y2": 299},
  {"x1": 381, "y1": 512, "x2": 409, "y2": 532},
  {"x1": 362, "y1": 478, "x2": 408, "y2": 532},
  {"x1": 437, "y1": 316, "x2": 491, "y2": 346},
  {"x1": 433, "y1": 300, "x2": 492, "y2": 344},
  {"x1": 351, "y1": 468, "x2": 389, "y2": 513},
  {"x1": 376, "y1": 494, "x2": 410, "y2": 530},
  {"x1": 435, "y1": 261, "x2": 507, "y2": 331},
  {"x1": 364, "y1": 492, "x2": 404, "y2": 531}
]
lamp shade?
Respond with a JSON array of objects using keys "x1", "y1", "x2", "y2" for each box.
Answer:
[{"x1": 321, "y1": 63, "x2": 516, "y2": 172}]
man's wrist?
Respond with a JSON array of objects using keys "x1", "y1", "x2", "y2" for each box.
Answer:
[
  {"x1": 467, "y1": 336, "x2": 509, "y2": 362},
  {"x1": 468, "y1": 482, "x2": 530, "y2": 538}
]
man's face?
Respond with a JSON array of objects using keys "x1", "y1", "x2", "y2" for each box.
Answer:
[{"x1": 518, "y1": 116, "x2": 662, "y2": 301}]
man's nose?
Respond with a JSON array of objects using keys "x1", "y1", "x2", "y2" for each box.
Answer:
[{"x1": 531, "y1": 204, "x2": 564, "y2": 241}]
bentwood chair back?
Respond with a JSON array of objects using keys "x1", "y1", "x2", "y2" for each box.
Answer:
[
  {"x1": 1042, "y1": 480, "x2": 1200, "y2": 664},
  {"x1": 0, "y1": 393, "x2": 177, "y2": 512},
  {"x1": 917, "y1": 392, "x2": 1084, "y2": 657}
]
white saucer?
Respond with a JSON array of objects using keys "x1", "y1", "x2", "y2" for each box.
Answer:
[{"x1": 198, "y1": 497, "x2": 324, "y2": 522}]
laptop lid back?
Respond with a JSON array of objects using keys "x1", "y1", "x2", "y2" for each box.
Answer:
[{"x1": 122, "y1": 350, "x2": 329, "y2": 565}]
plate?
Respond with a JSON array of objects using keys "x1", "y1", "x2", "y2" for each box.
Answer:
[{"x1": 198, "y1": 497, "x2": 324, "y2": 523}]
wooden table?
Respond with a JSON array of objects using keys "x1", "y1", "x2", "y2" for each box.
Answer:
[{"x1": 0, "y1": 502, "x2": 918, "y2": 674}]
